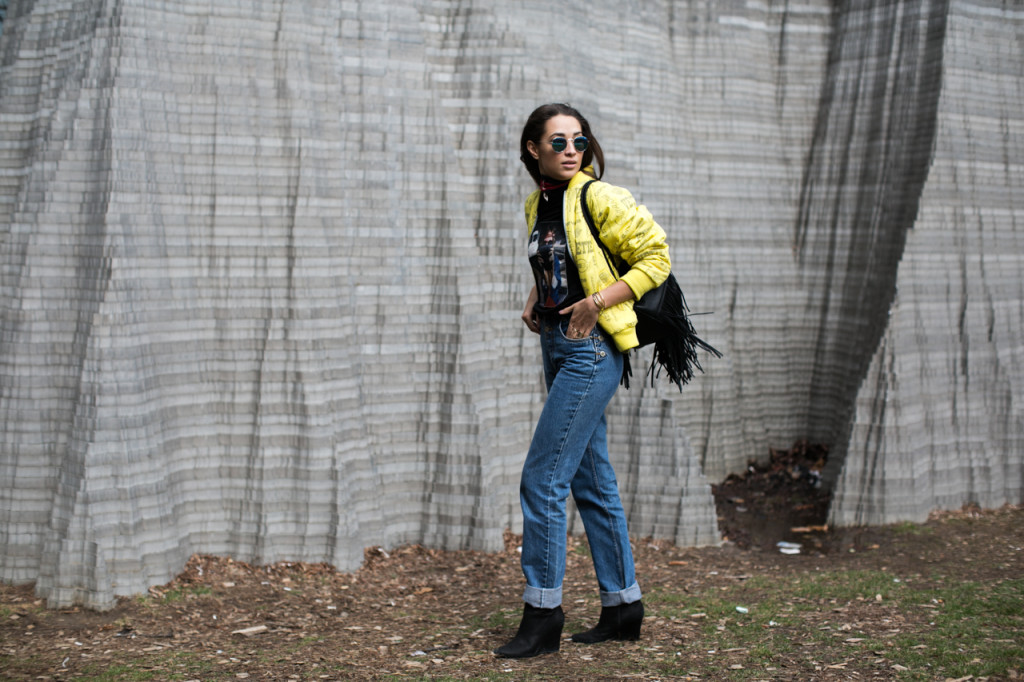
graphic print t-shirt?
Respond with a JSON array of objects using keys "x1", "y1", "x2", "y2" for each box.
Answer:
[{"x1": 528, "y1": 186, "x2": 584, "y2": 314}]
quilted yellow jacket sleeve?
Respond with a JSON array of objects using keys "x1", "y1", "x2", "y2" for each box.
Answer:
[{"x1": 524, "y1": 169, "x2": 671, "y2": 351}]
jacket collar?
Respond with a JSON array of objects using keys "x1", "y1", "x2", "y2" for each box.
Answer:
[{"x1": 568, "y1": 167, "x2": 597, "y2": 192}]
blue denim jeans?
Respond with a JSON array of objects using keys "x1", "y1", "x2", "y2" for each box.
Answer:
[{"x1": 520, "y1": 316, "x2": 642, "y2": 609}]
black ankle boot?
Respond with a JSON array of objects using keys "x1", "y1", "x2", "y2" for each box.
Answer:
[
  {"x1": 570, "y1": 600, "x2": 644, "y2": 643},
  {"x1": 493, "y1": 604, "x2": 564, "y2": 658}
]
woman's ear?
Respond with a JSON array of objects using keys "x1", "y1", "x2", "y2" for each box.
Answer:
[{"x1": 526, "y1": 140, "x2": 540, "y2": 160}]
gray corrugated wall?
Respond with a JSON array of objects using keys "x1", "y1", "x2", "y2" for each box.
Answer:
[
  {"x1": 0, "y1": 0, "x2": 1020, "y2": 609},
  {"x1": 832, "y1": 0, "x2": 1024, "y2": 524}
]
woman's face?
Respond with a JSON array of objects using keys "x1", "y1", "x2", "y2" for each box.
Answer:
[{"x1": 527, "y1": 114, "x2": 584, "y2": 183}]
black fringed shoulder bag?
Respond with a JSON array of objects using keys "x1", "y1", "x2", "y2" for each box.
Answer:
[{"x1": 580, "y1": 181, "x2": 721, "y2": 391}]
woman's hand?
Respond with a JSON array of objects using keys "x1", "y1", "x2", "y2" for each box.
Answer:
[
  {"x1": 560, "y1": 281, "x2": 637, "y2": 338},
  {"x1": 522, "y1": 286, "x2": 540, "y2": 334},
  {"x1": 561, "y1": 297, "x2": 600, "y2": 338}
]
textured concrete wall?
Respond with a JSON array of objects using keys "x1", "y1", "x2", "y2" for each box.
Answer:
[
  {"x1": 0, "y1": 0, "x2": 1020, "y2": 609},
  {"x1": 831, "y1": 0, "x2": 1024, "y2": 524}
]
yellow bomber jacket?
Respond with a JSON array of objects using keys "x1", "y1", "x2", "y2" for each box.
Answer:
[{"x1": 525, "y1": 169, "x2": 671, "y2": 352}]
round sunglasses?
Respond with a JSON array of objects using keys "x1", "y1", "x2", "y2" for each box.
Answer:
[{"x1": 549, "y1": 136, "x2": 589, "y2": 153}]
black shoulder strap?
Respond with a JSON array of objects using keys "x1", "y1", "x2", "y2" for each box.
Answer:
[
  {"x1": 580, "y1": 180, "x2": 634, "y2": 389},
  {"x1": 580, "y1": 181, "x2": 626, "y2": 277}
]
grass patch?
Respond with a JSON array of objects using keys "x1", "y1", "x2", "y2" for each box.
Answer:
[
  {"x1": 283, "y1": 634, "x2": 325, "y2": 656},
  {"x1": 572, "y1": 543, "x2": 591, "y2": 557},
  {"x1": 76, "y1": 664, "x2": 159, "y2": 681},
  {"x1": 649, "y1": 571, "x2": 1023, "y2": 680},
  {"x1": 649, "y1": 580, "x2": 802, "y2": 678},
  {"x1": 753, "y1": 568, "x2": 907, "y2": 603},
  {"x1": 891, "y1": 521, "x2": 933, "y2": 536},
  {"x1": 159, "y1": 585, "x2": 213, "y2": 604},
  {"x1": 391, "y1": 671, "x2": 528, "y2": 675},
  {"x1": 884, "y1": 578, "x2": 1024, "y2": 680},
  {"x1": 485, "y1": 607, "x2": 519, "y2": 630}
]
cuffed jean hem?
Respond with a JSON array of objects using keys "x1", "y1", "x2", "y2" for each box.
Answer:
[
  {"x1": 599, "y1": 581, "x2": 642, "y2": 607},
  {"x1": 523, "y1": 584, "x2": 563, "y2": 609}
]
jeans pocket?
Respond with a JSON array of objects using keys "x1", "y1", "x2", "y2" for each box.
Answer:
[{"x1": 558, "y1": 319, "x2": 598, "y2": 343}]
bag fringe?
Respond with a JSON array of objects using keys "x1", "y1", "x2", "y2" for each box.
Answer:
[{"x1": 638, "y1": 283, "x2": 722, "y2": 392}]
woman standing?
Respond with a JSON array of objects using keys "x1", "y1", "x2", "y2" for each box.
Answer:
[{"x1": 495, "y1": 103, "x2": 671, "y2": 659}]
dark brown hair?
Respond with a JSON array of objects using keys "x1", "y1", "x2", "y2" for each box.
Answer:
[{"x1": 519, "y1": 103, "x2": 604, "y2": 186}]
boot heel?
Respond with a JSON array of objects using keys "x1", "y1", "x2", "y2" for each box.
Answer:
[
  {"x1": 617, "y1": 618, "x2": 642, "y2": 640},
  {"x1": 541, "y1": 627, "x2": 562, "y2": 652},
  {"x1": 618, "y1": 600, "x2": 644, "y2": 641},
  {"x1": 571, "y1": 600, "x2": 644, "y2": 644},
  {"x1": 494, "y1": 604, "x2": 564, "y2": 658}
]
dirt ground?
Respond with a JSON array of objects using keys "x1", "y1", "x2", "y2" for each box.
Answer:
[{"x1": 2, "y1": 443, "x2": 1022, "y2": 681}]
